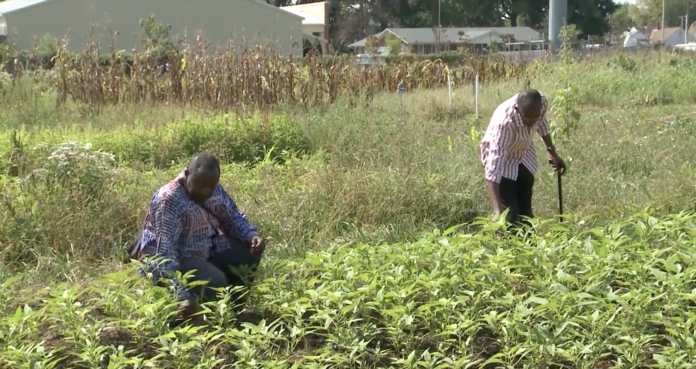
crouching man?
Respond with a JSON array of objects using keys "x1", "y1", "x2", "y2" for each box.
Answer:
[{"x1": 129, "y1": 153, "x2": 266, "y2": 322}]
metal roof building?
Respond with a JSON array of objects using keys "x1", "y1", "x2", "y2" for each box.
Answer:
[{"x1": 0, "y1": 0, "x2": 304, "y2": 56}]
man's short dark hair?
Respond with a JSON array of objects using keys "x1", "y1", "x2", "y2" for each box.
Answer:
[
  {"x1": 187, "y1": 153, "x2": 220, "y2": 177},
  {"x1": 517, "y1": 89, "x2": 543, "y2": 112}
]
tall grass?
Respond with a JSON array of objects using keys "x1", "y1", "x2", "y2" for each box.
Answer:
[
  {"x1": 3, "y1": 36, "x2": 528, "y2": 111},
  {"x1": 0, "y1": 47, "x2": 694, "y2": 264}
]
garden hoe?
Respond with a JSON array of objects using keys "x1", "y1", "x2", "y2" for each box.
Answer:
[{"x1": 549, "y1": 159, "x2": 563, "y2": 222}]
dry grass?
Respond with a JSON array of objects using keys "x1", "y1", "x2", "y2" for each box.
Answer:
[{"x1": 3, "y1": 36, "x2": 528, "y2": 112}]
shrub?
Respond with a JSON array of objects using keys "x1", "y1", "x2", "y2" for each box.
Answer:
[{"x1": 0, "y1": 112, "x2": 311, "y2": 171}]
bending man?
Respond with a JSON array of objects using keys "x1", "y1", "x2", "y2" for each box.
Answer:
[
  {"x1": 480, "y1": 89, "x2": 566, "y2": 228},
  {"x1": 132, "y1": 153, "x2": 266, "y2": 321}
]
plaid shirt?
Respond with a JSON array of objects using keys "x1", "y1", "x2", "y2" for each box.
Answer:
[
  {"x1": 480, "y1": 92, "x2": 550, "y2": 183},
  {"x1": 137, "y1": 171, "x2": 258, "y2": 300}
]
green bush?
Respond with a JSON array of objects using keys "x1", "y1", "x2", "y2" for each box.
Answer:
[{"x1": 0, "y1": 112, "x2": 311, "y2": 172}]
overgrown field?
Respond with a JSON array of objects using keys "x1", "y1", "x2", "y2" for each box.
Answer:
[{"x1": 1, "y1": 46, "x2": 696, "y2": 367}]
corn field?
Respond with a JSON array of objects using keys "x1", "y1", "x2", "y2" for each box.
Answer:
[{"x1": 3, "y1": 36, "x2": 529, "y2": 111}]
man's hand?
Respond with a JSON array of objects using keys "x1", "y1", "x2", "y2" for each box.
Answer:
[
  {"x1": 549, "y1": 155, "x2": 566, "y2": 174},
  {"x1": 250, "y1": 236, "x2": 266, "y2": 254},
  {"x1": 177, "y1": 296, "x2": 201, "y2": 322},
  {"x1": 487, "y1": 180, "x2": 505, "y2": 222}
]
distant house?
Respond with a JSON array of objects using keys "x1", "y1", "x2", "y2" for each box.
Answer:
[
  {"x1": 623, "y1": 27, "x2": 650, "y2": 48},
  {"x1": 280, "y1": 1, "x2": 329, "y2": 53},
  {"x1": 348, "y1": 27, "x2": 542, "y2": 55},
  {"x1": 650, "y1": 27, "x2": 696, "y2": 47}
]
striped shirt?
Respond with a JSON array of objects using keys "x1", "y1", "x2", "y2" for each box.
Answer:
[
  {"x1": 137, "y1": 171, "x2": 258, "y2": 300},
  {"x1": 480, "y1": 92, "x2": 550, "y2": 183}
]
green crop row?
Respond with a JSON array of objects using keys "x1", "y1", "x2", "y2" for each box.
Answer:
[{"x1": 1, "y1": 211, "x2": 695, "y2": 368}]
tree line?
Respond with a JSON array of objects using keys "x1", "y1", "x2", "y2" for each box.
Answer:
[
  {"x1": 610, "y1": 0, "x2": 695, "y2": 36},
  {"x1": 268, "y1": 0, "x2": 695, "y2": 51}
]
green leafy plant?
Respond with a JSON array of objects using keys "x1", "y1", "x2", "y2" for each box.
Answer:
[
  {"x1": 550, "y1": 25, "x2": 582, "y2": 143},
  {"x1": 138, "y1": 15, "x2": 176, "y2": 56},
  {"x1": 384, "y1": 34, "x2": 404, "y2": 56},
  {"x1": 1, "y1": 212, "x2": 696, "y2": 367}
]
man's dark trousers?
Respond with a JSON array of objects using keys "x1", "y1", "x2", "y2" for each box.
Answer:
[
  {"x1": 499, "y1": 163, "x2": 535, "y2": 230},
  {"x1": 178, "y1": 237, "x2": 263, "y2": 305}
]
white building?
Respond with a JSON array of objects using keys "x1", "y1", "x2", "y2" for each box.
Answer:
[
  {"x1": 0, "y1": 0, "x2": 305, "y2": 57},
  {"x1": 280, "y1": 1, "x2": 329, "y2": 53},
  {"x1": 623, "y1": 27, "x2": 649, "y2": 48},
  {"x1": 650, "y1": 27, "x2": 696, "y2": 47}
]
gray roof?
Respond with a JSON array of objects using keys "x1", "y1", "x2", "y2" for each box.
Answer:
[
  {"x1": 0, "y1": 0, "x2": 304, "y2": 20},
  {"x1": 382, "y1": 28, "x2": 433, "y2": 44},
  {"x1": 349, "y1": 27, "x2": 542, "y2": 47},
  {"x1": 0, "y1": 0, "x2": 51, "y2": 15}
]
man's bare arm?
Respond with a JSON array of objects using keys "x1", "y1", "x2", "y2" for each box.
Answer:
[{"x1": 487, "y1": 180, "x2": 503, "y2": 215}]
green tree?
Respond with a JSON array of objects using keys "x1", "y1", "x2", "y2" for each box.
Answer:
[
  {"x1": 568, "y1": 0, "x2": 617, "y2": 37},
  {"x1": 290, "y1": 0, "x2": 618, "y2": 50},
  {"x1": 632, "y1": 0, "x2": 695, "y2": 29},
  {"x1": 501, "y1": 0, "x2": 548, "y2": 28},
  {"x1": 361, "y1": 0, "x2": 502, "y2": 28},
  {"x1": 384, "y1": 33, "x2": 403, "y2": 55},
  {"x1": 541, "y1": 0, "x2": 616, "y2": 38},
  {"x1": 500, "y1": 0, "x2": 615, "y2": 37},
  {"x1": 138, "y1": 15, "x2": 175, "y2": 52},
  {"x1": 609, "y1": 4, "x2": 634, "y2": 33}
]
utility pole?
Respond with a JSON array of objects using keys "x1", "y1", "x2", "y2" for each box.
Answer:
[
  {"x1": 437, "y1": 0, "x2": 441, "y2": 52},
  {"x1": 680, "y1": 2, "x2": 691, "y2": 43},
  {"x1": 662, "y1": 0, "x2": 665, "y2": 45}
]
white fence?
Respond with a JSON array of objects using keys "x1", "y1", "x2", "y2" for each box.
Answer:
[
  {"x1": 497, "y1": 50, "x2": 549, "y2": 62},
  {"x1": 496, "y1": 47, "x2": 654, "y2": 62}
]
